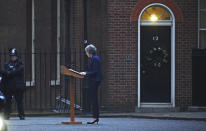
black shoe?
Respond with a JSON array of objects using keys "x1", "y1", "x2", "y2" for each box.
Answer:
[
  {"x1": 19, "y1": 115, "x2": 25, "y2": 120},
  {"x1": 87, "y1": 119, "x2": 99, "y2": 124}
]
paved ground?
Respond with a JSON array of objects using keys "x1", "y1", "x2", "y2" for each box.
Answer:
[
  {"x1": 6, "y1": 117, "x2": 206, "y2": 131},
  {"x1": 11, "y1": 111, "x2": 206, "y2": 121},
  {"x1": 99, "y1": 112, "x2": 206, "y2": 121}
]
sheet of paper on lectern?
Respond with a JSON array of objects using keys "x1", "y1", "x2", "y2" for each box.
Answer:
[{"x1": 68, "y1": 69, "x2": 81, "y2": 75}]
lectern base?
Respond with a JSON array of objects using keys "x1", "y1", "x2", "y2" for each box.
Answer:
[{"x1": 62, "y1": 121, "x2": 82, "y2": 125}]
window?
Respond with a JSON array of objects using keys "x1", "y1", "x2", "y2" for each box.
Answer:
[
  {"x1": 140, "y1": 6, "x2": 172, "y2": 26},
  {"x1": 141, "y1": 6, "x2": 171, "y2": 21},
  {"x1": 199, "y1": 0, "x2": 206, "y2": 49}
]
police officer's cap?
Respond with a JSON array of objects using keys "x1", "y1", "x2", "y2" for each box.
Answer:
[{"x1": 9, "y1": 48, "x2": 18, "y2": 56}]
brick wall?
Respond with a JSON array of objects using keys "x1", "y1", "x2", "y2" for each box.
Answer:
[
  {"x1": 0, "y1": 0, "x2": 27, "y2": 50},
  {"x1": 102, "y1": 0, "x2": 198, "y2": 111},
  {"x1": 104, "y1": 0, "x2": 138, "y2": 111},
  {"x1": 175, "y1": 0, "x2": 198, "y2": 110},
  {"x1": 0, "y1": 0, "x2": 198, "y2": 111},
  {"x1": 35, "y1": 0, "x2": 52, "y2": 50}
]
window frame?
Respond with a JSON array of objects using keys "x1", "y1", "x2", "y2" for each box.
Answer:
[
  {"x1": 26, "y1": 0, "x2": 35, "y2": 87},
  {"x1": 198, "y1": 0, "x2": 206, "y2": 48},
  {"x1": 140, "y1": 6, "x2": 172, "y2": 26}
]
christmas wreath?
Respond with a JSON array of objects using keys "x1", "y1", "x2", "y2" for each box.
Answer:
[{"x1": 146, "y1": 46, "x2": 168, "y2": 68}]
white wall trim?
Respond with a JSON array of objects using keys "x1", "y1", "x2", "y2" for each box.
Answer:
[
  {"x1": 141, "y1": 20, "x2": 172, "y2": 26},
  {"x1": 26, "y1": 0, "x2": 35, "y2": 87},
  {"x1": 50, "y1": 79, "x2": 60, "y2": 86},
  {"x1": 198, "y1": 0, "x2": 200, "y2": 48},
  {"x1": 50, "y1": 0, "x2": 61, "y2": 86},
  {"x1": 137, "y1": 3, "x2": 175, "y2": 108},
  {"x1": 199, "y1": 28, "x2": 206, "y2": 31},
  {"x1": 141, "y1": 21, "x2": 172, "y2": 26}
]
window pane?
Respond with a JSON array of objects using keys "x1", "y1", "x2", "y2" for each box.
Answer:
[
  {"x1": 141, "y1": 6, "x2": 171, "y2": 21},
  {"x1": 200, "y1": 0, "x2": 206, "y2": 9},
  {"x1": 200, "y1": 31, "x2": 206, "y2": 49},
  {"x1": 200, "y1": 11, "x2": 206, "y2": 28}
]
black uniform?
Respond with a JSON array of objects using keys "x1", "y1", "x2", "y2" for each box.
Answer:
[{"x1": 0, "y1": 58, "x2": 25, "y2": 119}]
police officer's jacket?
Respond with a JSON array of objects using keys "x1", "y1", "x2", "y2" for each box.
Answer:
[{"x1": 0, "y1": 59, "x2": 25, "y2": 90}]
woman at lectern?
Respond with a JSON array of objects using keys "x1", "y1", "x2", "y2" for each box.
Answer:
[{"x1": 80, "y1": 44, "x2": 103, "y2": 124}]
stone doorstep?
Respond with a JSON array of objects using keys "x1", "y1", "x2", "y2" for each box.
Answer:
[
  {"x1": 135, "y1": 107, "x2": 180, "y2": 113},
  {"x1": 188, "y1": 106, "x2": 206, "y2": 112}
]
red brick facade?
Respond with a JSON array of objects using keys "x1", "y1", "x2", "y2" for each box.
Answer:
[
  {"x1": 103, "y1": 0, "x2": 138, "y2": 111},
  {"x1": 0, "y1": 0, "x2": 198, "y2": 111},
  {"x1": 174, "y1": 0, "x2": 198, "y2": 110},
  {"x1": 99, "y1": 0, "x2": 197, "y2": 111}
]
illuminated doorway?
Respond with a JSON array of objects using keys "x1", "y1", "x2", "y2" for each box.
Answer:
[{"x1": 137, "y1": 4, "x2": 175, "y2": 108}]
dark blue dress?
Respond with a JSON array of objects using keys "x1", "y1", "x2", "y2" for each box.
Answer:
[{"x1": 86, "y1": 55, "x2": 103, "y2": 119}]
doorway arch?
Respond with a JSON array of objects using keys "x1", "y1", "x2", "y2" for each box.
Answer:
[{"x1": 137, "y1": 3, "x2": 175, "y2": 108}]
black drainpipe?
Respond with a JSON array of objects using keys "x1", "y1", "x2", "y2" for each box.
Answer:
[{"x1": 64, "y1": 0, "x2": 71, "y2": 99}]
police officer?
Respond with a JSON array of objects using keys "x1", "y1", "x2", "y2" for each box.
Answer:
[{"x1": 0, "y1": 48, "x2": 25, "y2": 120}]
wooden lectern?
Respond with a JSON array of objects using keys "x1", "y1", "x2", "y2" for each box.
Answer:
[{"x1": 61, "y1": 65, "x2": 84, "y2": 125}]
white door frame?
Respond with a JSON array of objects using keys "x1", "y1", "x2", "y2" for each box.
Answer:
[{"x1": 137, "y1": 3, "x2": 175, "y2": 108}]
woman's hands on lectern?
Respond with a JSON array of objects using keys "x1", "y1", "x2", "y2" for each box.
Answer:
[{"x1": 80, "y1": 72, "x2": 86, "y2": 76}]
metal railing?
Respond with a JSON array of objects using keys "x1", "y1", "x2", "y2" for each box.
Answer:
[{"x1": 0, "y1": 49, "x2": 105, "y2": 113}]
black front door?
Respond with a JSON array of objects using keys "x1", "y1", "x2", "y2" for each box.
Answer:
[{"x1": 140, "y1": 26, "x2": 171, "y2": 103}]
